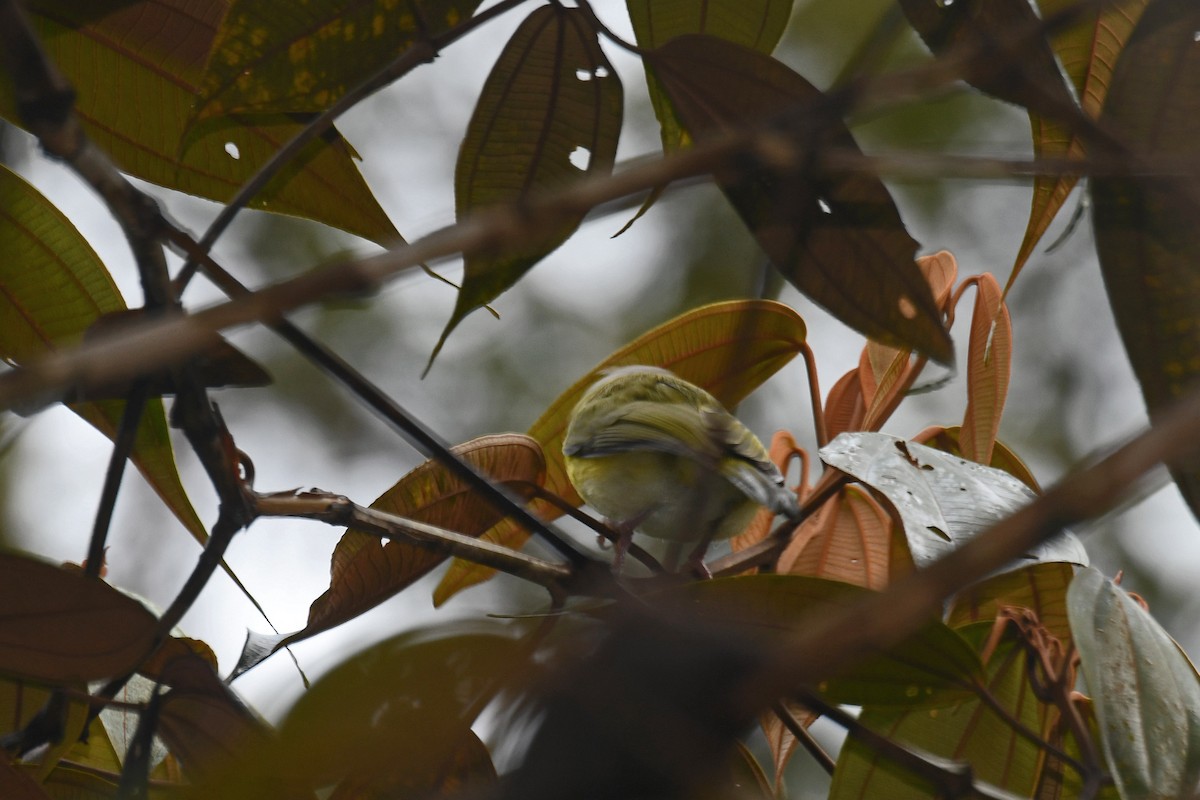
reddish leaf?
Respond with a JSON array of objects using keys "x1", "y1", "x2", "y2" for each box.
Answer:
[
  {"x1": 434, "y1": 300, "x2": 807, "y2": 604},
  {"x1": 0, "y1": 553, "x2": 157, "y2": 683},
  {"x1": 823, "y1": 368, "x2": 866, "y2": 441},
  {"x1": 645, "y1": 36, "x2": 952, "y2": 363},
  {"x1": 1090, "y1": 0, "x2": 1200, "y2": 520},
  {"x1": 759, "y1": 700, "x2": 818, "y2": 793},
  {"x1": 235, "y1": 435, "x2": 544, "y2": 675},
  {"x1": 432, "y1": 5, "x2": 623, "y2": 367},
  {"x1": 958, "y1": 274, "x2": 1011, "y2": 464},
  {"x1": 777, "y1": 485, "x2": 893, "y2": 590}
]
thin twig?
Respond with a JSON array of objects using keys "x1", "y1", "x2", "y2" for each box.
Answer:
[
  {"x1": 84, "y1": 379, "x2": 150, "y2": 578},
  {"x1": 770, "y1": 700, "x2": 836, "y2": 776}
]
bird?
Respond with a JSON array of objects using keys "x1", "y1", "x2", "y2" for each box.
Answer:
[{"x1": 562, "y1": 365, "x2": 800, "y2": 573}]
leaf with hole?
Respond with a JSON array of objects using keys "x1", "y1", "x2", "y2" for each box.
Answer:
[
  {"x1": 431, "y1": 4, "x2": 623, "y2": 369},
  {"x1": 1068, "y1": 567, "x2": 1200, "y2": 800},
  {"x1": 644, "y1": 36, "x2": 952, "y2": 363},
  {"x1": 433, "y1": 299, "x2": 807, "y2": 604},
  {"x1": 819, "y1": 432, "x2": 1086, "y2": 570},
  {"x1": 0, "y1": 1, "x2": 396, "y2": 244}
]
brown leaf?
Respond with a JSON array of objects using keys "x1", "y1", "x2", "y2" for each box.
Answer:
[
  {"x1": 759, "y1": 700, "x2": 817, "y2": 793},
  {"x1": 1091, "y1": 0, "x2": 1200, "y2": 520},
  {"x1": 0, "y1": 553, "x2": 157, "y2": 683},
  {"x1": 823, "y1": 368, "x2": 866, "y2": 442},
  {"x1": 777, "y1": 485, "x2": 892, "y2": 590},
  {"x1": 958, "y1": 274, "x2": 1012, "y2": 464},
  {"x1": 644, "y1": 35, "x2": 953, "y2": 364}
]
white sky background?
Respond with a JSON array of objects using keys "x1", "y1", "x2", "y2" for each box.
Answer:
[{"x1": 4, "y1": 0, "x2": 1200, "y2": 766}]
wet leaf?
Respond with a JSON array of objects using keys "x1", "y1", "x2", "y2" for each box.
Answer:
[
  {"x1": 1090, "y1": 0, "x2": 1200, "y2": 521},
  {"x1": 195, "y1": 0, "x2": 484, "y2": 119},
  {"x1": 433, "y1": 5, "x2": 623, "y2": 366},
  {"x1": 232, "y1": 435, "x2": 544, "y2": 676},
  {"x1": 0, "y1": 1, "x2": 396, "y2": 244},
  {"x1": 830, "y1": 623, "x2": 1050, "y2": 799},
  {"x1": 646, "y1": 36, "x2": 952, "y2": 363},
  {"x1": 662, "y1": 575, "x2": 986, "y2": 708},
  {"x1": 819, "y1": 432, "x2": 1086, "y2": 570},
  {"x1": 1013, "y1": 0, "x2": 1149, "y2": 282},
  {"x1": 958, "y1": 273, "x2": 1011, "y2": 465},
  {"x1": 626, "y1": 0, "x2": 793, "y2": 151},
  {"x1": 434, "y1": 299, "x2": 806, "y2": 604},
  {"x1": 0, "y1": 553, "x2": 157, "y2": 683},
  {"x1": 1068, "y1": 567, "x2": 1200, "y2": 800},
  {"x1": 0, "y1": 166, "x2": 210, "y2": 543},
  {"x1": 777, "y1": 484, "x2": 893, "y2": 590}
]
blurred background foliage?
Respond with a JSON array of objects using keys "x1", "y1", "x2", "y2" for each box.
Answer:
[{"x1": 0, "y1": 2, "x2": 1193, "y2": 772}]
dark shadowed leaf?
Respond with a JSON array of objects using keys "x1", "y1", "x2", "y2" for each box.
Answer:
[
  {"x1": 1012, "y1": 0, "x2": 1149, "y2": 281},
  {"x1": 0, "y1": 553, "x2": 157, "y2": 683},
  {"x1": 433, "y1": 5, "x2": 623, "y2": 366},
  {"x1": 195, "y1": 0, "x2": 484, "y2": 119},
  {"x1": 626, "y1": 0, "x2": 793, "y2": 150},
  {"x1": 1090, "y1": 0, "x2": 1200, "y2": 521},
  {"x1": 645, "y1": 36, "x2": 952, "y2": 363},
  {"x1": 231, "y1": 435, "x2": 545, "y2": 676},
  {"x1": 434, "y1": 300, "x2": 806, "y2": 604},
  {"x1": 830, "y1": 623, "x2": 1050, "y2": 799},
  {"x1": 0, "y1": 165, "x2": 208, "y2": 547},
  {"x1": 820, "y1": 432, "x2": 1086, "y2": 569},
  {"x1": 0, "y1": 1, "x2": 396, "y2": 244},
  {"x1": 1068, "y1": 567, "x2": 1200, "y2": 799},
  {"x1": 660, "y1": 575, "x2": 986, "y2": 708},
  {"x1": 0, "y1": 760, "x2": 50, "y2": 800},
  {"x1": 328, "y1": 728, "x2": 496, "y2": 800}
]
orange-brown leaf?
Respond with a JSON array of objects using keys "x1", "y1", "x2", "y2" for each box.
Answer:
[
  {"x1": 959, "y1": 274, "x2": 1012, "y2": 464},
  {"x1": 823, "y1": 368, "x2": 866, "y2": 442},
  {"x1": 777, "y1": 485, "x2": 892, "y2": 590},
  {"x1": 434, "y1": 300, "x2": 807, "y2": 605}
]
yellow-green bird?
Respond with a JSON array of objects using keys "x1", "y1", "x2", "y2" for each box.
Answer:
[{"x1": 562, "y1": 365, "x2": 800, "y2": 571}]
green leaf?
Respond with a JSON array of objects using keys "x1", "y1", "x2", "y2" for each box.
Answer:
[
  {"x1": 0, "y1": 1, "x2": 396, "y2": 245},
  {"x1": 433, "y1": 299, "x2": 806, "y2": 604},
  {"x1": 1090, "y1": 0, "x2": 1200, "y2": 522},
  {"x1": 1068, "y1": 567, "x2": 1200, "y2": 800},
  {"x1": 625, "y1": 0, "x2": 794, "y2": 152},
  {"x1": 194, "y1": 0, "x2": 484, "y2": 119},
  {"x1": 0, "y1": 165, "x2": 209, "y2": 548},
  {"x1": 831, "y1": 623, "x2": 1051, "y2": 799},
  {"x1": 230, "y1": 434, "x2": 545, "y2": 677},
  {"x1": 0, "y1": 553, "x2": 157, "y2": 683},
  {"x1": 432, "y1": 4, "x2": 623, "y2": 368},
  {"x1": 820, "y1": 432, "x2": 1087, "y2": 569},
  {"x1": 946, "y1": 562, "x2": 1076, "y2": 646},
  {"x1": 658, "y1": 575, "x2": 986, "y2": 708},
  {"x1": 644, "y1": 36, "x2": 953, "y2": 363}
]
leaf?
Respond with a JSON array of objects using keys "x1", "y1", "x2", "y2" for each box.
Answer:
[
  {"x1": 958, "y1": 273, "x2": 1011, "y2": 465},
  {"x1": 830, "y1": 623, "x2": 1051, "y2": 799},
  {"x1": 1068, "y1": 567, "x2": 1200, "y2": 800},
  {"x1": 777, "y1": 484, "x2": 894, "y2": 590},
  {"x1": 824, "y1": 368, "x2": 866, "y2": 441},
  {"x1": 645, "y1": 36, "x2": 953, "y2": 364},
  {"x1": 328, "y1": 728, "x2": 497, "y2": 800},
  {"x1": 0, "y1": 552, "x2": 157, "y2": 683},
  {"x1": 0, "y1": 2, "x2": 396, "y2": 244},
  {"x1": 0, "y1": 760, "x2": 50, "y2": 800},
  {"x1": 1012, "y1": 0, "x2": 1149, "y2": 282},
  {"x1": 433, "y1": 299, "x2": 807, "y2": 604},
  {"x1": 819, "y1": 432, "x2": 1087, "y2": 570},
  {"x1": 194, "y1": 0, "x2": 484, "y2": 119},
  {"x1": 946, "y1": 562, "x2": 1076, "y2": 646},
  {"x1": 0, "y1": 165, "x2": 225, "y2": 567},
  {"x1": 432, "y1": 5, "x2": 623, "y2": 366},
  {"x1": 625, "y1": 0, "x2": 793, "y2": 152},
  {"x1": 231, "y1": 434, "x2": 544, "y2": 676},
  {"x1": 1089, "y1": 0, "x2": 1200, "y2": 522},
  {"x1": 920, "y1": 425, "x2": 1041, "y2": 492},
  {"x1": 660, "y1": 575, "x2": 986, "y2": 708}
]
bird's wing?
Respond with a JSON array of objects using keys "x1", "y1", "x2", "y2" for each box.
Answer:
[
  {"x1": 702, "y1": 409, "x2": 800, "y2": 519},
  {"x1": 562, "y1": 401, "x2": 720, "y2": 462}
]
